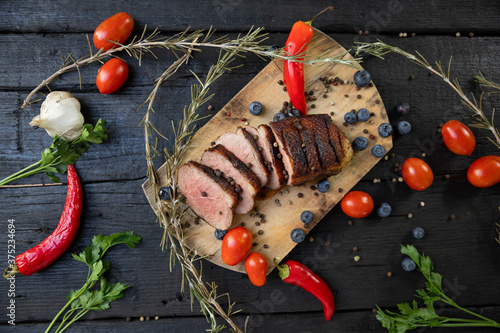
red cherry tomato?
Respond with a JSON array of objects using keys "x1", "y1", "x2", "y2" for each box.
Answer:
[
  {"x1": 96, "y1": 58, "x2": 129, "y2": 94},
  {"x1": 244, "y1": 252, "x2": 268, "y2": 287},
  {"x1": 221, "y1": 227, "x2": 252, "y2": 266},
  {"x1": 467, "y1": 155, "x2": 500, "y2": 188},
  {"x1": 93, "y1": 12, "x2": 134, "y2": 52},
  {"x1": 441, "y1": 120, "x2": 476, "y2": 155},
  {"x1": 402, "y1": 158, "x2": 434, "y2": 191},
  {"x1": 340, "y1": 191, "x2": 374, "y2": 218}
]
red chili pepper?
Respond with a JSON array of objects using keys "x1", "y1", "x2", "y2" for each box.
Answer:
[
  {"x1": 283, "y1": 7, "x2": 333, "y2": 115},
  {"x1": 275, "y1": 258, "x2": 335, "y2": 320},
  {"x1": 3, "y1": 164, "x2": 83, "y2": 277}
]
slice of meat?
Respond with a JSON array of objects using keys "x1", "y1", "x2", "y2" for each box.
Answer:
[
  {"x1": 245, "y1": 125, "x2": 286, "y2": 190},
  {"x1": 216, "y1": 127, "x2": 269, "y2": 187},
  {"x1": 201, "y1": 144, "x2": 260, "y2": 214},
  {"x1": 177, "y1": 161, "x2": 237, "y2": 230},
  {"x1": 298, "y1": 115, "x2": 338, "y2": 174},
  {"x1": 270, "y1": 114, "x2": 353, "y2": 185},
  {"x1": 270, "y1": 117, "x2": 310, "y2": 185},
  {"x1": 321, "y1": 115, "x2": 354, "y2": 172}
]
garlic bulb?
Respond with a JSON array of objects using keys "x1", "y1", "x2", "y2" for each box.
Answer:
[{"x1": 29, "y1": 91, "x2": 84, "y2": 141}]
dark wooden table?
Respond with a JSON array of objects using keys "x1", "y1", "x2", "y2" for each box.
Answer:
[{"x1": 1, "y1": 1, "x2": 499, "y2": 332}]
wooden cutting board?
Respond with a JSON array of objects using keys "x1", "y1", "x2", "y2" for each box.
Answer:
[{"x1": 143, "y1": 28, "x2": 392, "y2": 274}]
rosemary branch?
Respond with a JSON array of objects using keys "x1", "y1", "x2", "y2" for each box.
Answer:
[
  {"x1": 23, "y1": 26, "x2": 361, "y2": 109},
  {"x1": 140, "y1": 31, "x2": 268, "y2": 332},
  {"x1": 354, "y1": 40, "x2": 500, "y2": 150}
]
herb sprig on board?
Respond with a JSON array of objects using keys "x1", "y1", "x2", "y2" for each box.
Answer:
[
  {"x1": 45, "y1": 231, "x2": 142, "y2": 333},
  {"x1": 376, "y1": 245, "x2": 500, "y2": 332},
  {"x1": 0, "y1": 119, "x2": 107, "y2": 186}
]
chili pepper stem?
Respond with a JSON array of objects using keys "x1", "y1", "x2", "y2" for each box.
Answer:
[
  {"x1": 273, "y1": 257, "x2": 290, "y2": 280},
  {"x1": 305, "y1": 6, "x2": 334, "y2": 26},
  {"x1": 2, "y1": 264, "x2": 19, "y2": 278}
]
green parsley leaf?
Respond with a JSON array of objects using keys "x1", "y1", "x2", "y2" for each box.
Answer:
[
  {"x1": 0, "y1": 119, "x2": 107, "y2": 186},
  {"x1": 375, "y1": 245, "x2": 500, "y2": 332},
  {"x1": 46, "y1": 231, "x2": 141, "y2": 333}
]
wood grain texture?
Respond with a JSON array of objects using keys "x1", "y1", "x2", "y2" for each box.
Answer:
[
  {"x1": 0, "y1": 0, "x2": 499, "y2": 34},
  {"x1": 143, "y1": 28, "x2": 393, "y2": 274}
]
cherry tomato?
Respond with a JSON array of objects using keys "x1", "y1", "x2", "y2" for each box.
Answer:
[
  {"x1": 93, "y1": 12, "x2": 134, "y2": 52},
  {"x1": 340, "y1": 191, "x2": 374, "y2": 218},
  {"x1": 467, "y1": 155, "x2": 500, "y2": 188},
  {"x1": 221, "y1": 227, "x2": 252, "y2": 266},
  {"x1": 96, "y1": 58, "x2": 129, "y2": 94},
  {"x1": 402, "y1": 158, "x2": 434, "y2": 191},
  {"x1": 244, "y1": 252, "x2": 268, "y2": 287},
  {"x1": 441, "y1": 120, "x2": 476, "y2": 155}
]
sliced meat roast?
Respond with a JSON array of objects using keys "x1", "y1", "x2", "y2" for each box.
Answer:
[
  {"x1": 177, "y1": 161, "x2": 238, "y2": 230},
  {"x1": 269, "y1": 114, "x2": 353, "y2": 186},
  {"x1": 216, "y1": 126, "x2": 269, "y2": 187},
  {"x1": 245, "y1": 125, "x2": 287, "y2": 190},
  {"x1": 201, "y1": 144, "x2": 261, "y2": 214}
]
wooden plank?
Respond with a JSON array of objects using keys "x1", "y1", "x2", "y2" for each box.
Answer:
[
  {"x1": 143, "y1": 28, "x2": 393, "y2": 274},
  {"x1": 0, "y1": 1, "x2": 499, "y2": 34},
  {"x1": 2, "y1": 306, "x2": 500, "y2": 332}
]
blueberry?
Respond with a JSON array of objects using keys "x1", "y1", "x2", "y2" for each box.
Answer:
[
  {"x1": 249, "y1": 101, "x2": 263, "y2": 116},
  {"x1": 290, "y1": 228, "x2": 306, "y2": 243},
  {"x1": 371, "y1": 144, "x2": 386, "y2": 158},
  {"x1": 378, "y1": 123, "x2": 393, "y2": 138},
  {"x1": 357, "y1": 108, "x2": 371, "y2": 122},
  {"x1": 353, "y1": 70, "x2": 371, "y2": 88},
  {"x1": 268, "y1": 44, "x2": 280, "y2": 51},
  {"x1": 289, "y1": 108, "x2": 301, "y2": 117},
  {"x1": 273, "y1": 112, "x2": 287, "y2": 122},
  {"x1": 396, "y1": 120, "x2": 412, "y2": 135},
  {"x1": 158, "y1": 186, "x2": 171, "y2": 201},
  {"x1": 214, "y1": 229, "x2": 227, "y2": 240},
  {"x1": 376, "y1": 202, "x2": 392, "y2": 217},
  {"x1": 300, "y1": 211, "x2": 314, "y2": 224},
  {"x1": 401, "y1": 257, "x2": 416, "y2": 272},
  {"x1": 344, "y1": 111, "x2": 357, "y2": 124},
  {"x1": 412, "y1": 227, "x2": 425, "y2": 240},
  {"x1": 352, "y1": 137, "x2": 369, "y2": 151},
  {"x1": 397, "y1": 103, "x2": 410, "y2": 115},
  {"x1": 317, "y1": 179, "x2": 331, "y2": 193}
]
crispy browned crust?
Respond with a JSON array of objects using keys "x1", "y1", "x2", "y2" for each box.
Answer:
[
  {"x1": 293, "y1": 118, "x2": 322, "y2": 177},
  {"x1": 270, "y1": 114, "x2": 353, "y2": 185},
  {"x1": 186, "y1": 161, "x2": 239, "y2": 208},
  {"x1": 298, "y1": 115, "x2": 338, "y2": 170},
  {"x1": 236, "y1": 126, "x2": 269, "y2": 179},
  {"x1": 257, "y1": 124, "x2": 287, "y2": 188},
  {"x1": 320, "y1": 115, "x2": 353, "y2": 173},
  {"x1": 205, "y1": 144, "x2": 261, "y2": 193}
]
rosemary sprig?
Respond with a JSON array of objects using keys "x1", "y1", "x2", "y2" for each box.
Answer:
[
  {"x1": 376, "y1": 245, "x2": 500, "y2": 332},
  {"x1": 141, "y1": 33, "x2": 264, "y2": 331},
  {"x1": 23, "y1": 26, "x2": 361, "y2": 109},
  {"x1": 475, "y1": 72, "x2": 500, "y2": 94},
  {"x1": 354, "y1": 40, "x2": 500, "y2": 150}
]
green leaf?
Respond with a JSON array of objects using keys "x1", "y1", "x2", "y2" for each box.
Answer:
[
  {"x1": 45, "y1": 172, "x2": 60, "y2": 183},
  {"x1": 89, "y1": 261, "x2": 104, "y2": 281},
  {"x1": 104, "y1": 282, "x2": 129, "y2": 301},
  {"x1": 100, "y1": 277, "x2": 110, "y2": 294},
  {"x1": 429, "y1": 272, "x2": 443, "y2": 290},
  {"x1": 109, "y1": 231, "x2": 142, "y2": 248},
  {"x1": 41, "y1": 148, "x2": 56, "y2": 166}
]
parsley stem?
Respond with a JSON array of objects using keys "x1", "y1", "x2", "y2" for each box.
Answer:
[
  {"x1": 441, "y1": 296, "x2": 500, "y2": 326},
  {"x1": 0, "y1": 161, "x2": 42, "y2": 186},
  {"x1": 45, "y1": 281, "x2": 90, "y2": 333}
]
